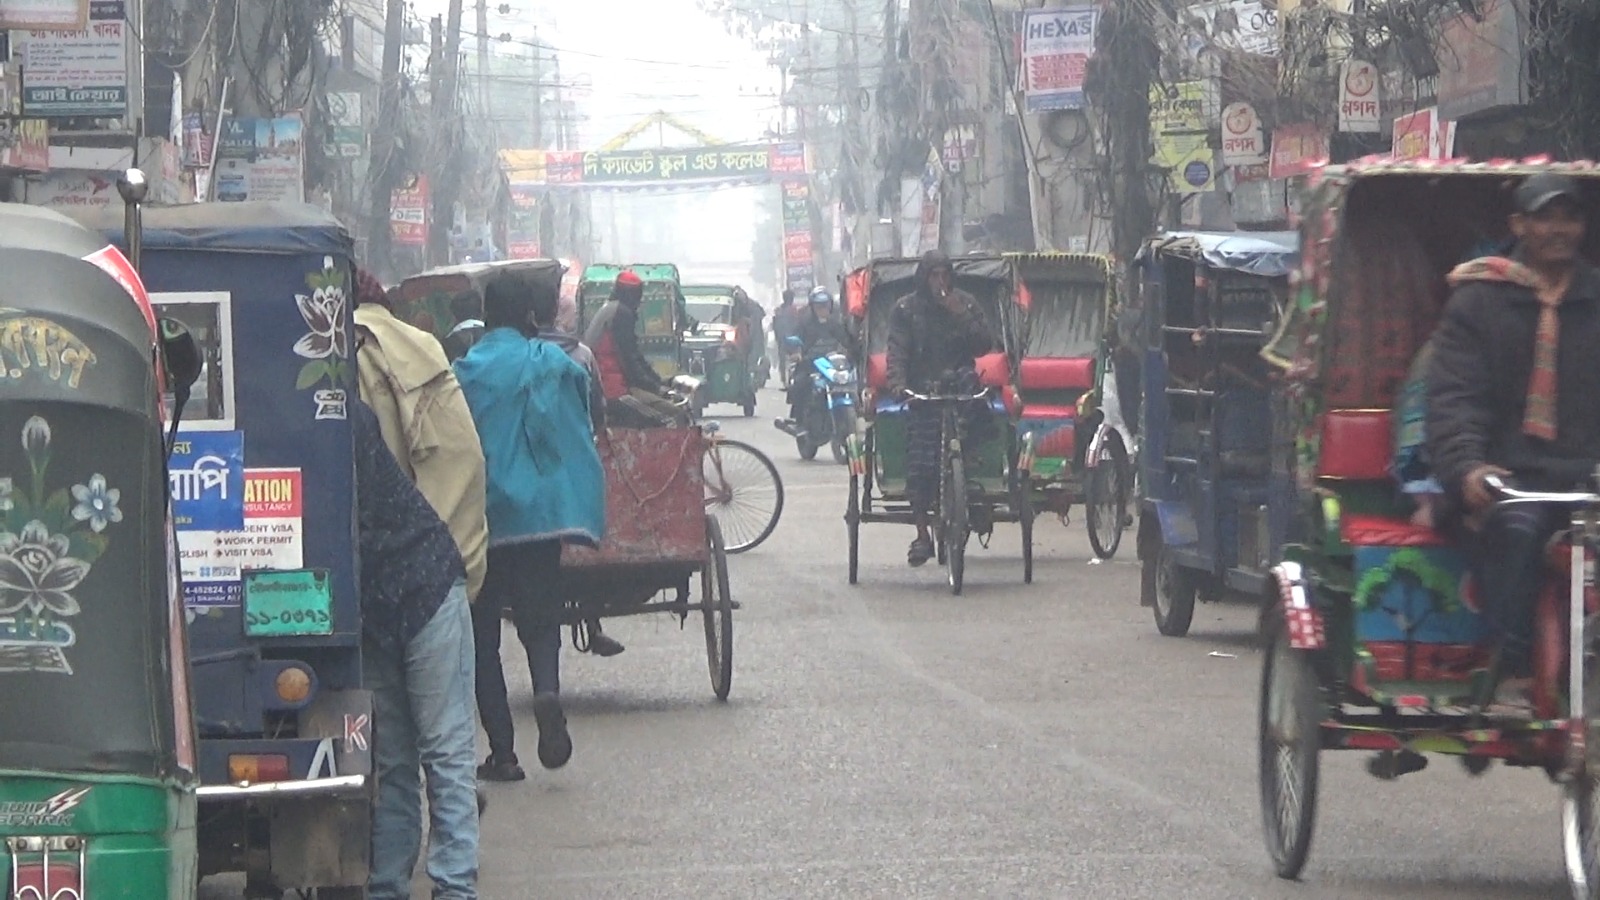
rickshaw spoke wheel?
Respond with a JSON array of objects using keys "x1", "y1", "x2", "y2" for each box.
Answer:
[
  {"x1": 702, "y1": 516, "x2": 734, "y2": 700},
  {"x1": 1085, "y1": 433, "x2": 1129, "y2": 560},
  {"x1": 946, "y1": 455, "x2": 969, "y2": 596},
  {"x1": 704, "y1": 439, "x2": 784, "y2": 553},
  {"x1": 846, "y1": 473, "x2": 861, "y2": 585},
  {"x1": 1259, "y1": 620, "x2": 1320, "y2": 880},
  {"x1": 1564, "y1": 771, "x2": 1600, "y2": 899}
]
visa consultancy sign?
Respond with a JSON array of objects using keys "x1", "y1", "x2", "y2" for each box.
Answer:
[{"x1": 1020, "y1": 7, "x2": 1097, "y2": 112}]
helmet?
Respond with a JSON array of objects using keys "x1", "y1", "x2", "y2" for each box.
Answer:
[{"x1": 808, "y1": 287, "x2": 833, "y2": 306}]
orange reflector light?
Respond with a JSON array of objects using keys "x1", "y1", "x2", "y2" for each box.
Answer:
[
  {"x1": 228, "y1": 754, "x2": 291, "y2": 783},
  {"x1": 275, "y1": 666, "x2": 312, "y2": 703}
]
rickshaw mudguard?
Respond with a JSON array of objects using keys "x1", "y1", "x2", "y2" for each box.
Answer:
[
  {"x1": 0, "y1": 771, "x2": 197, "y2": 899},
  {"x1": 1152, "y1": 500, "x2": 1200, "y2": 548}
]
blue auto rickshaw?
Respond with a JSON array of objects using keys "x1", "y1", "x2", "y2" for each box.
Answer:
[
  {"x1": 71, "y1": 203, "x2": 373, "y2": 896},
  {"x1": 1134, "y1": 230, "x2": 1298, "y2": 637}
]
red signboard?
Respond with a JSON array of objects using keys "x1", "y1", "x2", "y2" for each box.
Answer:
[
  {"x1": 1268, "y1": 124, "x2": 1328, "y2": 180},
  {"x1": 390, "y1": 175, "x2": 428, "y2": 246}
]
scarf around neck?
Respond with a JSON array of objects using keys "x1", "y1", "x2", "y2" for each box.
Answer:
[{"x1": 1445, "y1": 255, "x2": 1564, "y2": 440}]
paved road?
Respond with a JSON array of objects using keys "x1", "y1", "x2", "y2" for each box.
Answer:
[{"x1": 207, "y1": 388, "x2": 1571, "y2": 899}]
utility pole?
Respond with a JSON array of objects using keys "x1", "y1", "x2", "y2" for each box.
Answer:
[
  {"x1": 531, "y1": 32, "x2": 544, "y2": 149},
  {"x1": 428, "y1": 0, "x2": 465, "y2": 267},
  {"x1": 475, "y1": 0, "x2": 490, "y2": 121},
  {"x1": 364, "y1": 0, "x2": 407, "y2": 278}
]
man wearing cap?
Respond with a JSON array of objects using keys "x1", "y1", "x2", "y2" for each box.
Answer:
[
  {"x1": 585, "y1": 270, "x2": 690, "y2": 427},
  {"x1": 1428, "y1": 172, "x2": 1600, "y2": 716}
]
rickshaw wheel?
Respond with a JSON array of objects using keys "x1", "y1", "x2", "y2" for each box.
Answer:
[
  {"x1": 704, "y1": 438, "x2": 784, "y2": 553},
  {"x1": 1565, "y1": 774, "x2": 1600, "y2": 899},
  {"x1": 946, "y1": 456, "x2": 969, "y2": 596},
  {"x1": 702, "y1": 516, "x2": 734, "y2": 700},
  {"x1": 1259, "y1": 617, "x2": 1321, "y2": 880},
  {"x1": 1151, "y1": 546, "x2": 1197, "y2": 637},
  {"x1": 846, "y1": 474, "x2": 861, "y2": 585},
  {"x1": 1019, "y1": 486, "x2": 1035, "y2": 585},
  {"x1": 1085, "y1": 433, "x2": 1129, "y2": 560}
]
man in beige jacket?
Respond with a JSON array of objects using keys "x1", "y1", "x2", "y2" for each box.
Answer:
[{"x1": 354, "y1": 272, "x2": 489, "y2": 597}]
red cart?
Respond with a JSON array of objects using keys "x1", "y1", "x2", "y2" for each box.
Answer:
[{"x1": 562, "y1": 426, "x2": 737, "y2": 699}]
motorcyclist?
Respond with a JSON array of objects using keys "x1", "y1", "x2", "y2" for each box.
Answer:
[
  {"x1": 781, "y1": 287, "x2": 853, "y2": 433},
  {"x1": 773, "y1": 289, "x2": 799, "y2": 388}
]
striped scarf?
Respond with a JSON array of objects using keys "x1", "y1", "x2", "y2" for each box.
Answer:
[{"x1": 1445, "y1": 255, "x2": 1561, "y2": 440}]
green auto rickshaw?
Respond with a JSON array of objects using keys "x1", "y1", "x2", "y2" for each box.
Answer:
[
  {"x1": 0, "y1": 192, "x2": 206, "y2": 898},
  {"x1": 682, "y1": 284, "x2": 758, "y2": 417}
]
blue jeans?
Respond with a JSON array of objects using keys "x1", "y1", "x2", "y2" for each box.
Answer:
[{"x1": 366, "y1": 581, "x2": 479, "y2": 900}]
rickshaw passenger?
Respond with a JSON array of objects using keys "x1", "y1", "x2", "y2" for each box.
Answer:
[
  {"x1": 886, "y1": 250, "x2": 999, "y2": 567},
  {"x1": 585, "y1": 270, "x2": 691, "y2": 428},
  {"x1": 1426, "y1": 173, "x2": 1600, "y2": 715},
  {"x1": 456, "y1": 274, "x2": 606, "y2": 779},
  {"x1": 349, "y1": 397, "x2": 480, "y2": 900}
]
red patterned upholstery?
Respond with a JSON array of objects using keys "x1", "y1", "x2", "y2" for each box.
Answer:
[
  {"x1": 1318, "y1": 409, "x2": 1393, "y2": 480},
  {"x1": 1018, "y1": 357, "x2": 1094, "y2": 391},
  {"x1": 1365, "y1": 641, "x2": 1489, "y2": 683},
  {"x1": 1340, "y1": 513, "x2": 1447, "y2": 547},
  {"x1": 1020, "y1": 404, "x2": 1076, "y2": 421}
]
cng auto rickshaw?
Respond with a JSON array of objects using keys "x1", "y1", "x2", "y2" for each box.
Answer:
[
  {"x1": 1134, "y1": 230, "x2": 1298, "y2": 637},
  {"x1": 841, "y1": 256, "x2": 1034, "y2": 593},
  {"x1": 577, "y1": 263, "x2": 690, "y2": 382},
  {"x1": 681, "y1": 284, "x2": 758, "y2": 417},
  {"x1": 72, "y1": 202, "x2": 375, "y2": 896},
  {"x1": 1254, "y1": 159, "x2": 1600, "y2": 898},
  {"x1": 1010, "y1": 252, "x2": 1133, "y2": 559},
  {"x1": 393, "y1": 259, "x2": 567, "y2": 358},
  {"x1": 0, "y1": 194, "x2": 205, "y2": 899}
]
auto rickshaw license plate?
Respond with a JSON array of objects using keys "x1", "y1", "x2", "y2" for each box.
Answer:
[{"x1": 243, "y1": 569, "x2": 334, "y2": 637}]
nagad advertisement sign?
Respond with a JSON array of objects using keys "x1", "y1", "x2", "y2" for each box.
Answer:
[
  {"x1": 499, "y1": 142, "x2": 807, "y2": 189},
  {"x1": 1020, "y1": 6, "x2": 1096, "y2": 112}
]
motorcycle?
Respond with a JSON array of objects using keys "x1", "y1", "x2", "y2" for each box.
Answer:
[{"x1": 777, "y1": 338, "x2": 858, "y2": 464}]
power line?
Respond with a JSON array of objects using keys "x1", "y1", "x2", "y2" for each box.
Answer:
[{"x1": 462, "y1": 27, "x2": 771, "y2": 71}]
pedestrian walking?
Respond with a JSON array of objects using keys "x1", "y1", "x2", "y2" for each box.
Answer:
[{"x1": 455, "y1": 272, "x2": 606, "y2": 780}]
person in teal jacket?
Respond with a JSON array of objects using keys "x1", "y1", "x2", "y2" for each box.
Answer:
[{"x1": 454, "y1": 273, "x2": 605, "y2": 780}]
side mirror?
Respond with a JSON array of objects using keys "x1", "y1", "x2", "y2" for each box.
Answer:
[{"x1": 159, "y1": 317, "x2": 203, "y2": 392}]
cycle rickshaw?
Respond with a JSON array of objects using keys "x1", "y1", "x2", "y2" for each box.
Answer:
[
  {"x1": 841, "y1": 256, "x2": 1033, "y2": 594},
  {"x1": 1010, "y1": 252, "x2": 1133, "y2": 560},
  {"x1": 1256, "y1": 158, "x2": 1600, "y2": 897}
]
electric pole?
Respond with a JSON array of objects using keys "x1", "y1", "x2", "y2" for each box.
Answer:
[
  {"x1": 476, "y1": 0, "x2": 490, "y2": 120},
  {"x1": 364, "y1": 0, "x2": 407, "y2": 278},
  {"x1": 428, "y1": 0, "x2": 465, "y2": 266}
]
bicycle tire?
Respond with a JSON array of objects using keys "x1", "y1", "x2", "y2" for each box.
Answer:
[
  {"x1": 946, "y1": 455, "x2": 968, "y2": 596},
  {"x1": 704, "y1": 438, "x2": 785, "y2": 553}
]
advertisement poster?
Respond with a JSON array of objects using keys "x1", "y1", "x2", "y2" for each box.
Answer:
[
  {"x1": 507, "y1": 184, "x2": 541, "y2": 259},
  {"x1": 391, "y1": 174, "x2": 428, "y2": 246},
  {"x1": 20, "y1": 0, "x2": 128, "y2": 118},
  {"x1": 211, "y1": 113, "x2": 304, "y2": 203},
  {"x1": 1220, "y1": 102, "x2": 1267, "y2": 167},
  {"x1": 1149, "y1": 81, "x2": 1215, "y2": 134},
  {"x1": 0, "y1": 0, "x2": 87, "y2": 29},
  {"x1": 1179, "y1": 0, "x2": 1278, "y2": 57},
  {"x1": 1338, "y1": 59, "x2": 1381, "y2": 133},
  {"x1": 1268, "y1": 123, "x2": 1328, "y2": 179},
  {"x1": 176, "y1": 464, "x2": 304, "y2": 609},
  {"x1": 781, "y1": 179, "x2": 815, "y2": 293},
  {"x1": 0, "y1": 118, "x2": 48, "y2": 171},
  {"x1": 326, "y1": 91, "x2": 364, "y2": 158},
  {"x1": 24, "y1": 169, "x2": 118, "y2": 210},
  {"x1": 1392, "y1": 107, "x2": 1456, "y2": 160},
  {"x1": 1154, "y1": 132, "x2": 1215, "y2": 195},
  {"x1": 1020, "y1": 7, "x2": 1096, "y2": 112}
]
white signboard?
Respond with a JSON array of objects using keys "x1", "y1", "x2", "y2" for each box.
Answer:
[
  {"x1": 1020, "y1": 7, "x2": 1097, "y2": 112},
  {"x1": 1180, "y1": 0, "x2": 1278, "y2": 57},
  {"x1": 1338, "y1": 59, "x2": 1381, "y2": 133},
  {"x1": 1220, "y1": 101, "x2": 1268, "y2": 166},
  {"x1": 0, "y1": 0, "x2": 86, "y2": 30},
  {"x1": 20, "y1": 1, "x2": 127, "y2": 118}
]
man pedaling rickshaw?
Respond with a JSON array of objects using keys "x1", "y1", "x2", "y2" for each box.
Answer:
[
  {"x1": 1424, "y1": 172, "x2": 1600, "y2": 718},
  {"x1": 885, "y1": 250, "x2": 999, "y2": 567},
  {"x1": 586, "y1": 270, "x2": 692, "y2": 428}
]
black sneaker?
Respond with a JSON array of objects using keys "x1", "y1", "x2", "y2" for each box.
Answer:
[
  {"x1": 532, "y1": 693, "x2": 573, "y2": 769},
  {"x1": 477, "y1": 755, "x2": 526, "y2": 782},
  {"x1": 589, "y1": 632, "x2": 626, "y2": 657}
]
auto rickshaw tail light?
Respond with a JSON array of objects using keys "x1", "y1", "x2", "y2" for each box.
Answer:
[
  {"x1": 275, "y1": 666, "x2": 313, "y2": 704},
  {"x1": 229, "y1": 753, "x2": 292, "y2": 783}
]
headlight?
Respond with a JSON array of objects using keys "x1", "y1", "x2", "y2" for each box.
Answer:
[{"x1": 831, "y1": 369, "x2": 853, "y2": 385}]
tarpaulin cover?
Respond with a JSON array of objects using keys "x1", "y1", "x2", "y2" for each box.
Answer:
[
  {"x1": 68, "y1": 201, "x2": 353, "y2": 257},
  {"x1": 1139, "y1": 231, "x2": 1299, "y2": 278}
]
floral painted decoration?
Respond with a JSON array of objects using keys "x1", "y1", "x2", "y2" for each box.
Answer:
[
  {"x1": 0, "y1": 416, "x2": 120, "y2": 674},
  {"x1": 293, "y1": 257, "x2": 352, "y2": 391}
]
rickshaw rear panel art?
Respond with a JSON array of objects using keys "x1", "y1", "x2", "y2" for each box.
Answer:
[{"x1": 1252, "y1": 159, "x2": 1600, "y2": 893}]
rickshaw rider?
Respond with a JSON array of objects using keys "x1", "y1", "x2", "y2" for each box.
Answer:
[
  {"x1": 780, "y1": 286, "x2": 853, "y2": 433},
  {"x1": 586, "y1": 270, "x2": 691, "y2": 428},
  {"x1": 1427, "y1": 172, "x2": 1600, "y2": 715},
  {"x1": 886, "y1": 250, "x2": 999, "y2": 567}
]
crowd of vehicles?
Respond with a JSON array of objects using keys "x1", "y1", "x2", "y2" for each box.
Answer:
[{"x1": 10, "y1": 154, "x2": 1600, "y2": 898}]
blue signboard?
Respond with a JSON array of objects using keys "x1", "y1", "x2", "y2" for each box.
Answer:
[{"x1": 169, "y1": 430, "x2": 245, "y2": 531}]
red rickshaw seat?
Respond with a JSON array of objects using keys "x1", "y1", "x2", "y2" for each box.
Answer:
[
  {"x1": 1340, "y1": 513, "x2": 1447, "y2": 547},
  {"x1": 1317, "y1": 409, "x2": 1393, "y2": 480},
  {"x1": 1020, "y1": 404, "x2": 1077, "y2": 421},
  {"x1": 1018, "y1": 357, "x2": 1094, "y2": 391},
  {"x1": 866, "y1": 352, "x2": 1011, "y2": 390}
]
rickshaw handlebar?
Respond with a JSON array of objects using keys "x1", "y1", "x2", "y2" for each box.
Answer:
[
  {"x1": 903, "y1": 387, "x2": 992, "y2": 404},
  {"x1": 1485, "y1": 474, "x2": 1600, "y2": 509}
]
